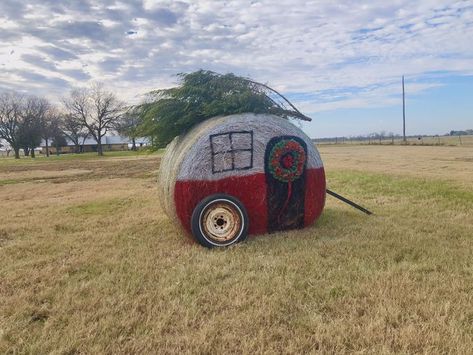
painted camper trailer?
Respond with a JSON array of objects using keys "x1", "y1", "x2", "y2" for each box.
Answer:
[{"x1": 158, "y1": 113, "x2": 326, "y2": 248}]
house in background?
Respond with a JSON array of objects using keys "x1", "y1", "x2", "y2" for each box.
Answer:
[
  {"x1": 40, "y1": 136, "x2": 150, "y2": 155},
  {"x1": 0, "y1": 139, "x2": 11, "y2": 157},
  {"x1": 108, "y1": 136, "x2": 150, "y2": 150}
]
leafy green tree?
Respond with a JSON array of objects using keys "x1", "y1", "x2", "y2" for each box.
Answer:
[
  {"x1": 114, "y1": 107, "x2": 142, "y2": 151},
  {"x1": 18, "y1": 96, "x2": 50, "y2": 158},
  {"x1": 51, "y1": 133, "x2": 67, "y2": 156},
  {"x1": 136, "y1": 70, "x2": 310, "y2": 148}
]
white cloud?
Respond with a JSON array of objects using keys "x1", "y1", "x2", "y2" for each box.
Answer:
[{"x1": 0, "y1": 0, "x2": 472, "y2": 113}]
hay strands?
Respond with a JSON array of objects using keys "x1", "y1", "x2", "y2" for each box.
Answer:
[{"x1": 326, "y1": 189, "x2": 373, "y2": 215}]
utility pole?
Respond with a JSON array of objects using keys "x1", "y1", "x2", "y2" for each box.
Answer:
[{"x1": 402, "y1": 75, "x2": 406, "y2": 143}]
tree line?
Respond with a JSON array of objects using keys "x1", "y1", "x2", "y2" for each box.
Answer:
[
  {"x1": 449, "y1": 129, "x2": 473, "y2": 136},
  {"x1": 315, "y1": 129, "x2": 473, "y2": 144},
  {"x1": 3, "y1": 70, "x2": 353, "y2": 157},
  {"x1": 0, "y1": 83, "x2": 141, "y2": 159}
]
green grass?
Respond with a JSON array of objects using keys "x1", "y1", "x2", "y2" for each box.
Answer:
[
  {"x1": 0, "y1": 179, "x2": 22, "y2": 186},
  {"x1": 67, "y1": 198, "x2": 133, "y2": 216},
  {"x1": 330, "y1": 170, "x2": 473, "y2": 206},
  {"x1": 0, "y1": 149, "x2": 160, "y2": 167}
]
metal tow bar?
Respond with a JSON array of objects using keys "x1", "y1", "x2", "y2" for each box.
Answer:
[{"x1": 326, "y1": 189, "x2": 373, "y2": 215}]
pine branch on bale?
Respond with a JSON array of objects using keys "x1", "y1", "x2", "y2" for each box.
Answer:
[{"x1": 135, "y1": 70, "x2": 311, "y2": 148}]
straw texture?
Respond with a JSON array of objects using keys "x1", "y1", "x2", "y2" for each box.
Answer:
[{"x1": 157, "y1": 113, "x2": 325, "y2": 236}]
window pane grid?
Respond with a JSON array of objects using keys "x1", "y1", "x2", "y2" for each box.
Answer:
[{"x1": 210, "y1": 131, "x2": 253, "y2": 174}]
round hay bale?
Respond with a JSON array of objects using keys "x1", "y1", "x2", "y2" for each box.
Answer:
[{"x1": 158, "y1": 113, "x2": 326, "y2": 246}]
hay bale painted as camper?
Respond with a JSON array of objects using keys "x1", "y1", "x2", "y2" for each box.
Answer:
[{"x1": 158, "y1": 113, "x2": 326, "y2": 247}]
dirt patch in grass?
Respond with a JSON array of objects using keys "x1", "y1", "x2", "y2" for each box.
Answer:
[
  {"x1": 0, "y1": 169, "x2": 91, "y2": 180},
  {"x1": 0, "y1": 228, "x2": 13, "y2": 247},
  {"x1": 0, "y1": 169, "x2": 92, "y2": 186}
]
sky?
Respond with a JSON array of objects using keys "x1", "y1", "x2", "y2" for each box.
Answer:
[{"x1": 0, "y1": 0, "x2": 472, "y2": 138}]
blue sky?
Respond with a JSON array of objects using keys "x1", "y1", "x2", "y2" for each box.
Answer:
[
  {"x1": 303, "y1": 73, "x2": 473, "y2": 137},
  {"x1": 0, "y1": 0, "x2": 472, "y2": 138}
]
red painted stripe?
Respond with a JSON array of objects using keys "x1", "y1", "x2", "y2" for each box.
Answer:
[
  {"x1": 304, "y1": 167, "x2": 326, "y2": 227},
  {"x1": 175, "y1": 174, "x2": 268, "y2": 235},
  {"x1": 174, "y1": 167, "x2": 325, "y2": 236}
]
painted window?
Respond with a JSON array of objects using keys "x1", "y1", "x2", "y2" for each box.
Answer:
[{"x1": 210, "y1": 131, "x2": 254, "y2": 173}]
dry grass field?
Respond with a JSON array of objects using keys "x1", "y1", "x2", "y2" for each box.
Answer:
[{"x1": 1, "y1": 146, "x2": 472, "y2": 354}]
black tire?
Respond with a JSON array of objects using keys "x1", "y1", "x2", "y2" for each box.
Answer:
[{"x1": 191, "y1": 194, "x2": 249, "y2": 248}]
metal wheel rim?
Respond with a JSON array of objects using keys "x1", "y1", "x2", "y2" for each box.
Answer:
[{"x1": 199, "y1": 199, "x2": 243, "y2": 244}]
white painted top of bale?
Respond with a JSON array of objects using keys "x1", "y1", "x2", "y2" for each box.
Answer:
[{"x1": 176, "y1": 113, "x2": 323, "y2": 181}]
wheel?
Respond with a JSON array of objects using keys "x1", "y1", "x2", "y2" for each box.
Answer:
[{"x1": 191, "y1": 194, "x2": 249, "y2": 248}]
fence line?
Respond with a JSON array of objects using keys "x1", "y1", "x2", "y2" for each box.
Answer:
[{"x1": 314, "y1": 135, "x2": 473, "y2": 146}]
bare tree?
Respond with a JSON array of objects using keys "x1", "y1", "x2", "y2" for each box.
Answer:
[
  {"x1": 0, "y1": 92, "x2": 23, "y2": 159},
  {"x1": 61, "y1": 114, "x2": 89, "y2": 153},
  {"x1": 63, "y1": 83, "x2": 124, "y2": 156},
  {"x1": 42, "y1": 108, "x2": 63, "y2": 157}
]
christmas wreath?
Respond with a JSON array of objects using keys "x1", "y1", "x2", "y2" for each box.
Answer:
[
  {"x1": 268, "y1": 139, "x2": 306, "y2": 182},
  {"x1": 267, "y1": 138, "x2": 307, "y2": 224}
]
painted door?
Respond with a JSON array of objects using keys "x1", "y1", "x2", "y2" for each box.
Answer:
[{"x1": 264, "y1": 135, "x2": 308, "y2": 232}]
